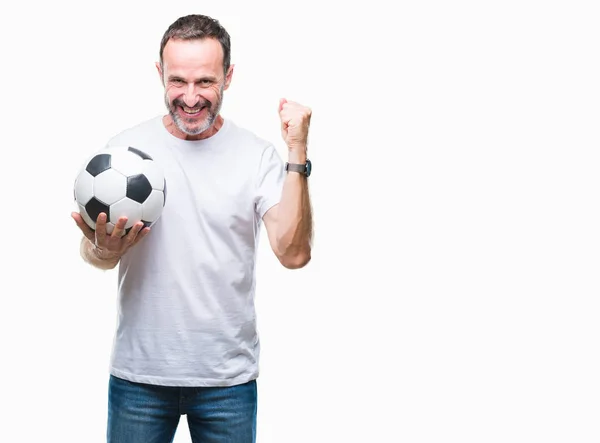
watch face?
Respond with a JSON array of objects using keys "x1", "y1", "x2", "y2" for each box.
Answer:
[{"x1": 305, "y1": 159, "x2": 312, "y2": 177}]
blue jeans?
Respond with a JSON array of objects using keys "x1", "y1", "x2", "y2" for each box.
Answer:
[{"x1": 107, "y1": 375, "x2": 257, "y2": 443}]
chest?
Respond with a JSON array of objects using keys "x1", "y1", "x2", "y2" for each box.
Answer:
[{"x1": 157, "y1": 146, "x2": 258, "y2": 229}]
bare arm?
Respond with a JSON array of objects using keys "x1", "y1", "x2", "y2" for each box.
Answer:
[
  {"x1": 263, "y1": 98, "x2": 313, "y2": 269},
  {"x1": 79, "y1": 236, "x2": 121, "y2": 270},
  {"x1": 263, "y1": 149, "x2": 312, "y2": 269}
]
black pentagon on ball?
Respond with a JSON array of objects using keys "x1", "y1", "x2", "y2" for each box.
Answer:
[
  {"x1": 85, "y1": 197, "x2": 110, "y2": 222},
  {"x1": 86, "y1": 153, "x2": 111, "y2": 177},
  {"x1": 128, "y1": 146, "x2": 153, "y2": 160},
  {"x1": 126, "y1": 174, "x2": 152, "y2": 203}
]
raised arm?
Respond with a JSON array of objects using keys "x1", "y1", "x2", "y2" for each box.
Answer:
[{"x1": 263, "y1": 99, "x2": 313, "y2": 269}]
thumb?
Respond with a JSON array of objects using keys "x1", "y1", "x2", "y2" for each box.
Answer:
[
  {"x1": 278, "y1": 98, "x2": 287, "y2": 113},
  {"x1": 279, "y1": 98, "x2": 288, "y2": 131}
]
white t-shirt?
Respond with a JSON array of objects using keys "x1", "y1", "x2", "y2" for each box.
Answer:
[{"x1": 104, "y1": 116, "x2": 285, "y2": 387}]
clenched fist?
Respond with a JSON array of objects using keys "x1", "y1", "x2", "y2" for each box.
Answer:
[{"x1": 278, "y1": 98, "x2": 311, "y2": 152}]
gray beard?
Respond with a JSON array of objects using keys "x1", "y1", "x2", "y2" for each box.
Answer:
[{"x1": 166, "y1": 89, "x2": 224, "y2": 136}]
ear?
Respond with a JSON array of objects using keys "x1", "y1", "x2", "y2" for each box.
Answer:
[
  {"x1": 224, "y1": 64, "x2": 235, "y2": 90},
  {"x1": 156, "y1": 62, "x2": 164, "y2": 85}
]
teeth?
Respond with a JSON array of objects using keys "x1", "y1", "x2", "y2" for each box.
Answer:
[{"x1": 183, "y1": 106, "x2": 201, "y2": 114}]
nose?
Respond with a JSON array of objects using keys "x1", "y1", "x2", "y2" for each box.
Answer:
[{"x1": 183, "y1": 83, "x2": 199, "y2": 107}]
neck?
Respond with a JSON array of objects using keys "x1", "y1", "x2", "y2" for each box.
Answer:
[{"x1": 163, "y1": 114, "x2": 224, "y2": 141}]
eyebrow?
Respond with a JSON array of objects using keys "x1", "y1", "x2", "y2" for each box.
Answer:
[{"x1": 167, "y1": 75, "x2": 217, "y2": 83}]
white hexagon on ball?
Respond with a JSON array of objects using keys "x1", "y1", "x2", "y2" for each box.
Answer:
[
  {"x1": 74, "y1": 170, "x2": 95, "y2": 206},
  {"x1": 94, "y1": 169, "x2": 127, "y2": 205},
  {"x1": 109, "y1": 150, "x2": 146, "y2": 177},
  {"x1": 109, "y1": 198, "x2": 143, "y2": 230}
]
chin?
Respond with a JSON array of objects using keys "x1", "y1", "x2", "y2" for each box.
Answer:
[
  {"x1": 184, "y1": 120, "x2": 210, "y2": 135},
  {"x1": 172, "y1": 114, "x2": 208, "y2": 135}
]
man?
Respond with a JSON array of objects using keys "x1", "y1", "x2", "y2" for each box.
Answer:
[{"x1": 71, "y1": 13, "x2": 313, "y2": 443}]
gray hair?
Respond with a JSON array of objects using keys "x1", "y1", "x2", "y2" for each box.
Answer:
[{"x1": 159, "y1": 14, "x2": 231, "y2": 75}]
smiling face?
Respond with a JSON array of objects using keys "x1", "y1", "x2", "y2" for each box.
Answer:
[{"x1": 157, "y1": 37, "x2": 233, "y2": 140}]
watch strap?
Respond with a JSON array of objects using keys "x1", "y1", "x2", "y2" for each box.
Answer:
[{"x1": 286, "y1": 163, "x2": 307, "y2": 173}]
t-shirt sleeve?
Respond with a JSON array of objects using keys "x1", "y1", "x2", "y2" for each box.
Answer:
[{"x1": 255, "y1": 144, "x2": 285, "y2": 219}]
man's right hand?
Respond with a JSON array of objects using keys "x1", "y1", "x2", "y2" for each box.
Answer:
[{"x1": 71, "y1": 211, "x2": 150, "y2": 261}]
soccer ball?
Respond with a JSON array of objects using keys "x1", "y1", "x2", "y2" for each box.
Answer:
[{"x1": 73, "y1": 145, "x2": 167, "y2": 235}]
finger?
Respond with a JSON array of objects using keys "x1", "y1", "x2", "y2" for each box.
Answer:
[
  {"x1": 71, "y1": 212, "x2": 95, "y2": 242},
  {"x1": 279, "y1": 99, "x2": 291, "y2": 130},
  {"x1": 279, "y1": 112, "x2": 292, "y2": 133},
  {"x1": 111, "y1": 216, "x2": 128, "y2": 238},
  {"x1": 132, "y1": 227, "x2": 151, "y2": 246},
  {"x1": 71, "y1": 211, "x2": 89, "y2": 230},
  {"x1": 278, "y1": 98, "x2": 287, "y2": 113},
  {"x1": 283, "y1": 100, "x2": 303, "y2": 112},
  {"x1": 94, "y1": 212, "x2": 109, "y2": 246},
  {"x1": 123, "y1": 222, "x2": 144, "y2": 246}
]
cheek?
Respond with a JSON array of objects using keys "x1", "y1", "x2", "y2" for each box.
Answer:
[
  {"x1": 207, "y1": 88, "x2": 222, "y2": 103},
  {"x1": 165, "y1": 87, "x2": 181, "y2": 102}
]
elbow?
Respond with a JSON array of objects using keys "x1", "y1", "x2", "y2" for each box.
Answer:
[{"x1": 279, "y1": 249, "x2": 311, "y2": 269}]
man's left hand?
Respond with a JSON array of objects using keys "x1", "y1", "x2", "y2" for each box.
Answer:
[{"x1": 278, "y1": 98, "x2": 311, "y2": 152}]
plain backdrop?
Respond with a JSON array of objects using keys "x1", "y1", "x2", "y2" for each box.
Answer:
[{"x1": 0, "y1": 0, "x2": 599, "y2": 442}]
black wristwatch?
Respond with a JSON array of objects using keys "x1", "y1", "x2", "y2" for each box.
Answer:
[{"x1": 285, "y1": 159, "x2": 312, "y2": 177}]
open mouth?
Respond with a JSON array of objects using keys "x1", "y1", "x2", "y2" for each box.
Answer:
[{"x1": 181, "y1": 105, "x2": 206, "y2": 116}]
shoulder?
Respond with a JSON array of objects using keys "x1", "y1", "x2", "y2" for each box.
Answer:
[
  {"x1": 223, "y1": 118, "x2": 275, "y2": 155},
  {"x1": 106, "y1": 116, "x2": 164, "y2": 147},
  {"x1": 221, "y1": 118, "x2": 285, "y2": 177}
]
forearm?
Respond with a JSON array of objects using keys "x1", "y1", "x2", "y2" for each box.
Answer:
[
  {"x1": 276, "y1": 149, "x2": 312, "y2": 267},
  {"x1": 80, "y1": 237, "x2": 120, "y2": 270}
]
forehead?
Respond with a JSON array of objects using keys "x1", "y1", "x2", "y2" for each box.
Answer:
[{"x1": 162, "y1": 38, "x2": 224, "y2": 76}]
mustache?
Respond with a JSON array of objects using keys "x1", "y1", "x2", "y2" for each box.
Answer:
[{"x1": 172, "y1": 97, "x2": 212, "y2": 109}]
